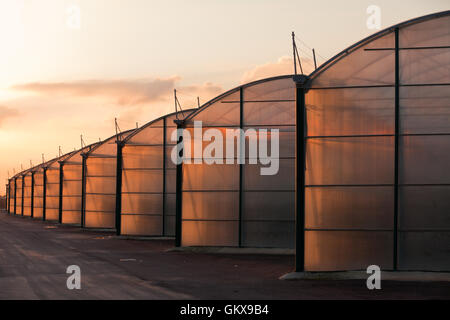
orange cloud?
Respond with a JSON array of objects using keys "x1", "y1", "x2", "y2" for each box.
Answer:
[
  {"x1": 240, "y1": 56, "x2": 315, "y2": 84},
  {"x1": 0, "y1": 105, "x2": 19, "y2": 127}
]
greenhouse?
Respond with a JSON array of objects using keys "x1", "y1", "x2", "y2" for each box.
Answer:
[
  {"x1": 3, "y1": 11, "x2": 449, "y2": 273},
  {"x1": 118, "y1": 110, "x2": 196, "y2": 237},
  {"x1": 60, "y1": 143, "x2": 99, "y2": 225},
  {"x1": 295, "y1": 11, "x2": 450, "y2": 271},
  {"x1": 177, "y1": 76, "x2": 296, "y2": 248},
  {"x1": 22, "y1": 169, "x2": 33, "y2": 217},
  {"x1": 32, "y1": 162, "x2": 47, "y2": 219},
  {"x1": 83, "y1": 131, "x2": 136, "y2": 229},
  {"x1": 15, "y1": 174, "x2": 23, "y2": 216},
  {"x1": 43, "y1": 153, "x2": 75, "y2": 222}
]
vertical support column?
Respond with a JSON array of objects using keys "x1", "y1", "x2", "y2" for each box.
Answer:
[
  {"x1": 58, "y1": 162, "x2": 64, "y2": 223},
  {"x1": 294, "y1": 75, "x2": 308, "y2": 272},
  {"x1": 115, "y1": 142, "x2": 124, "y2": 236},
  {"x1": 238, "y1": 87, "x2": 244, "y2": 248},
  {"x1": 81, "y1": 155, "x2": 87, "y2": 227},
  {"x1": 162, "y1": 117, "x2": 167, "y2": 236},
  {"x1": 31, "y1": 172, "x2": 35, "y2": 218},
  {"x1": 42, "y1": 168, "x2": 47, "y2": 221},
  {"x1": 174, "y1": 120, "x2": 184, "y2": 247},
  {"x1": 14, "y1": 178, "x2": 17, "y2": 215},
  {"x1": 21, "y1": 175, "x2": 25, "y2": 216},
  {"x1": 393, "y1": 27, "x2": 400, "y2": 271},
  {"x1": 7, "y1": 182, "x2": 10, "y2": 214}
]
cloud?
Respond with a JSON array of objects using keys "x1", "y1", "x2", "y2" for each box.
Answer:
[
  {"x1": 11, "y1": 77, "x2": 223, "y2": 109},
  {"x1": 0, "y1": 105, "x2": 19, "y2": 127},
  {"x1": 12, "y1": 77, "x2": 181, "y2": 106},
  {"x1": 240, "y1": 56, "x2": 315, "y2": 84}
]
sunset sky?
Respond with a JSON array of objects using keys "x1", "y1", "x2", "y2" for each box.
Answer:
[{"x1": 1, "y1": 0, "x2": 448, "y2": 191}]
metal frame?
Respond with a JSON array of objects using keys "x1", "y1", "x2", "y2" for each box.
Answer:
[
  {"x1": 42, "y1": 167, "x2": 47, "y2": 221},
  {"x1": 115, "y1": 141, "x2": 124, "y2": 235},
  {"x1": 58, "y1": 162, "x2": 64, "y2": 223},
  {"x1": 294, "y1": 75, "x2": 308, "y2": 272},
  {"x1": 175, "y1": 120, "x2": 184, "y2": 247},
  {"x1": 31, "y1": 172, "x2": 35, "y2": 218}
]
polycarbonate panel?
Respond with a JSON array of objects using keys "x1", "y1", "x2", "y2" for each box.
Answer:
[
  {"x1": 165, "y1": 193, "x2": 176, "y2": 214},
  {"x1": 62, "y1": 196, "x2": 82, "y2": 211},
  {"x1": 306, "y1": 137, "x2": 394, "y2": 185},
  {"x1": 126, "y1": 127, "x2": 163, "y2": 145},
  {"x1": 23, "y1": 175, "x2": 32, "y2": 216},
  {"x1": 400, "y1": 15, "x2": 450, "y2": 48},
  {"x1": 121, "y1": 193, "x2": 163, "y2": 214},
  {"x1": 122, "y1": 170, "x2": 163, "y2": 193},
  {"x1": 243, "y1": 159, "x2": 294, "y2": 191},
  {"x1": 242, "y1": 191, "x2": 293, "y2": 221},
  {"x1": 63, "y1": 180, "x2": 82, "y2": 196},
  {"x1": 181, "y1": 76, "x2": 297, "y2": 248},
  {"x1": 85, "y1": 194, "x2": 115, "y2": 213},
  {"x1": 33, "y1": 170, "x2": 44, "y2": 219},
  {"x1": 15, "y1": 177, "x2": 23, "y2": 215},
  {"x1": 400, "y1": 49, "x2": 450, "y2": 84},
  {"x1": 85, "y1": 211, "x2": 115, "y2": 228},
  {"x1": 183, "y1": 164, "x2": 239, "y2": 191},
  {"x1": 243, "y1": 101, "x2": 295, "y2": 126},
  {"x1": 61, "y1": 211, "x2": 81, "y2": 225},
  {"x1": 9, "y1": 180, "x2": 15, "y2": 213},
  {"x1": 182, "y1": 221, "x2": 239, "y2": 247},
  {"x1": 243, "y1": 126, "x2": 295, "y2": 159},
  {"x1": 399, "y1": 186, "x2": 450, "y2": 230},
  {"x1": 306, "y1": 87, "x2": 395, "y2": 136},
  {"x1": 33, "y1": 207, "x2": 43, "y2": 219},
  {"x1": 182, "y1": 191, "x2": 238, "y2": 220},
  {"x1": 121, "y1": 215, "x2": 163, "y2": 236},
  {"x1": 311, "y1": 33, "x2": 395, "y2": 88},
  {"x1": 244, "y1": 78, "x2": 295, "y2": 101},
  {"x1": 306, "y1": 186, "x2": 394, "y2": 229},
  {"x1": 165, "y1": 169, "x2": 177, "y2": 193},
  {"x1": 45, "y1": 208, "x2": 59, "y2": 221},
  {"x1": 86, "y1": 176, "x2": 116, "y2": 194},
  {"x1": 86, "y1": 157, "x2": 116, "y2": 176},
  {"x1": 400, "y1": 85, "x2": 450, "y2": 134},
  {"x1": 398, "y1": 232, "x2": 450, "y2": 271},
  {"x1": 400, "y1": 135, "x2": 450, "y2": 184},
  {"x1": 305, "y1": 231, "x2": 394, "y2": 271},
  {"x1": 241, "y1": 221, "x2": 294, "y2": 248},
  {"x1": 63, "y1": 164, "x2": 83, "y2": 180},
  {"x1": 122, "y1": 146, "x2": 163, "y2": 169},
  {"x1": 186, "y1": 101, "x2": 240, "y2": 126},
  {"x1": 46, "y1": 169, "x2": 59, "y2": 183}
]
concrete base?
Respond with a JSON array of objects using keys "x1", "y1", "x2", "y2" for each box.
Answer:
[
  {"x1": 167, "y1": 246, "x2": 294, "y2": 255},
  {"x1": 118, "y1": 235, "x2": 174, "y2": 241},
  {"x1": 280, "y1": 271, "x2": 450, "y2": 282}
]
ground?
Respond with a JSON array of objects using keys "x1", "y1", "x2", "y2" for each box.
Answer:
[{"x1": 0, "y1": 211, "x2": 449, "y2": 300}]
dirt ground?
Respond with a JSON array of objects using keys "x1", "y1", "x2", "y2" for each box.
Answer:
[{"x1": 0, "y1": 211, "x2": 449, "y2": 300}]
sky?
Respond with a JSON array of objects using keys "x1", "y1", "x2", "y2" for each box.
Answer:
[{"x1": 1, "y1": 0, "x2": 448, "y2": 192}]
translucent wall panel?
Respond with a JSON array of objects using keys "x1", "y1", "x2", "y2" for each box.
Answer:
[
  {"x1": 304, "y1": 13, "x2": 450, "y2": 271},
  {"x1": 15, "y1": 176, "x2": 23, "y2": 215},
  {"x1": 33, "y1": 171, "x2": 44, "y2": 219},
  {"x1": 9, "y1": 179, "x2": 15, "y2": 213},
  {"x1": 61, "y1": 161, "x2": 83, "y2": 224},
  {"x1": 23, "y1": 174, "x2": 33, "y2": 216},
  {"x1": 304, "y1": 26, "x2": 395, "y2": 271},
  {"x1": 397, "y1": 13, "x2": 450, "y2": 270},
  {"x1": 181, "y1": 76, "x2": 296, "y2": 248},
  {"x1": 84, "y1": 131, "x2": 133, "y2": 229},
  {"x1": 45, "y1": 166, "x2": 60, "y2": 221}
]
